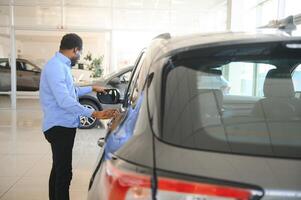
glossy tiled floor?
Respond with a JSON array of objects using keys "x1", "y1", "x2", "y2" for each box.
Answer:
[{"x1": 0, "y1": 95, "x2": 106, "y2": 200}]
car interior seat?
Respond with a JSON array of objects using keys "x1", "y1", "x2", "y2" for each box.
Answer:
[
  {"x1": 251, "y1": 68, "x2": 301, "y2": 154},
  {"x1": 252, "y1": 69, "x2": 301, "y2": 119}
]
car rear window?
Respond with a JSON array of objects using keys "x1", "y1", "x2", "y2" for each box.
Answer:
[{"x1": 162, "y1": 41, "x2": 301, "y2": 158}]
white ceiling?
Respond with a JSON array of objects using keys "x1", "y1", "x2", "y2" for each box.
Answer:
[{"x1": 7, "y1": 0, "x2": 226, "y2": 10}]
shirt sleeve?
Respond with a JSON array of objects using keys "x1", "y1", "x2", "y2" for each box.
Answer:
[
  {"x1": 45, "y1": 65, "x2": 94, "y2": 117},
  {"x1": 75, "y1": 86, "x2": 93, "y2": 97}
]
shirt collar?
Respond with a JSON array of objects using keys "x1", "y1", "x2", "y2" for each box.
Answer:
[{"x1": 55, "y1": 52, "x2": 71, "y2": 67}]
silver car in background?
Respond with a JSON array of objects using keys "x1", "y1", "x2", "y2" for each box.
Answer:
[{"x1": 0, "y1": 58, "x2": 41, "y2": 91}]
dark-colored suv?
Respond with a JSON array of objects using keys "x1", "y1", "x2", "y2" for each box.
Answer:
[
  {"x1": 0, "y1": 58, "x2": 41, "y2": 91},
  {"x1": 88, "y1": 32, "x2": 301, "y2": 200}
]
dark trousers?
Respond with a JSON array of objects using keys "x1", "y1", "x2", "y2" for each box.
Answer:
[{"x1": 44, "y1": 126, "x2": 76, "y2": 200}]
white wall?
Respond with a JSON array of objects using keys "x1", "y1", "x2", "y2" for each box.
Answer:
[
  {"x1": 15, "y1": 32, "x2": 107, "y2": 70},
  {"x1": 0, "y1": 35, "x2": 10, "y2": 58},
  {"x1": 13, "y1": 32, "x2": 108, "y2": 83},
  {"x1": 18, "y1": 40, "x2": 59, "y2": 67}
]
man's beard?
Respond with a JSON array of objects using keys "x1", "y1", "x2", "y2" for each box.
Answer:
[{"x1": 71, "y1": 57, "x2": 79, "y2": 67}]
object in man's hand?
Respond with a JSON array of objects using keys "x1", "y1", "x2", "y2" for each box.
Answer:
[{"x1": 108, "y1": 111, "x2": 125, "y2": 132}]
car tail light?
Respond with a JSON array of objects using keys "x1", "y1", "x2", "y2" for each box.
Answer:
[{"x1": 100, "y1": 161, "x2": 259, "y2": 200}]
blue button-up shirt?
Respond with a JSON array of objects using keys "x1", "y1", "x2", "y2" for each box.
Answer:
[{"x1": 39, "y1": 52, "x2": 94, "y2": 132}]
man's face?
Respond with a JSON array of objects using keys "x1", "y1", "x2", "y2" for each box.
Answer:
[{"x1": 71, "y1": 48, "x2": 82, "y2": 66}]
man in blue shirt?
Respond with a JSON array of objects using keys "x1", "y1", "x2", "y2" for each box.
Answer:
[{"x1": 39, "y1": 33, "x2": 118, "y2": 200}]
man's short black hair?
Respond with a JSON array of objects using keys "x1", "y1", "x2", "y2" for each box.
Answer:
[{"x1": 59, "y1": 33, "x2": 83, "y2": 50}]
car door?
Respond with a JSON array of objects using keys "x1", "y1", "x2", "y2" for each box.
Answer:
[
  {"x1": 22, "y1": 61, "x2": 41, "y2": 91},
  {"x1": 99, "y1": 51, "x2": 145, "y2": 156},
  {"x1": 0, "y1": 60, "x2": 11, "y2": 91},
  {"x1": 88, "y1": 51, "x2": 146, "y2": 196},
  {"x1": 16, "y1": 61, "x2": 28, "y2": 91},
  {"x1": 0, "y1": 60, "x2": 29, "y2": 91},
  {"x1": 103, "y1": 53, "x2": 147, "y2": 160}
]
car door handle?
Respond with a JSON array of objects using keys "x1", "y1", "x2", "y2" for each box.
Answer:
[{"x1": 97, "y1": 137, "x2": 105, "y2": 148}]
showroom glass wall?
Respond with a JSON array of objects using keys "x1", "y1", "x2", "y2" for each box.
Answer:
[
  {"x1": 0, "y1": 3, "x2": 11, "y2": 109},
  {"x1": 227, "y1": 0, "x2": 301, "y2": 97},
  {"x1": 0, "y1": 0, "x2": 228, "y2": 109},
  {"x1": 1, "y1": 0, "x2": 300, "y2": 109},
  {"x1": 0, "y1": 27, "x2": 11, "y2": 109}
]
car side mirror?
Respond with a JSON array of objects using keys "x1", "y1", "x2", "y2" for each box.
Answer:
[
  {"x1": 108, "y1": 77, "x2": 121, "y2": 85},
  {"x1": 96, "y1": 88, "x2": 122, "y2": 104}
]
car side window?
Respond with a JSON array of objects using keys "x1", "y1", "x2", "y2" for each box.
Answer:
[
  {"x1": 119, "y1": 71, "x2": 131, "y2": 83},
  {"x1": 124, "y1": 52, "x2": 145, "y2": 108},
  {"x1": 0, "y1": 61, "x2": 9, "y2": 69},
  {"x1": 129, "y1": 76, "x2": 141, "y2": 109},
  {"x1": 129, "y1": 60, "x2": 147, "y2": 108},
  {"x1": 16, "y1": 61, "x2": 24, "y2": 70},
  {"x1": 23, "y1": 62, "x2": 40, "y2": 72},
  {"x1": 108, "y1": 54, "x2": 145, "y2": 133},
  {"x1": 292, "y1": 64, "x2": 301, "y2": 92}
]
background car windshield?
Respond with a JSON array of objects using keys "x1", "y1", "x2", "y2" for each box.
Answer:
[{"x1": 162, "y1": 42, "x2": 301, "y2": 158}]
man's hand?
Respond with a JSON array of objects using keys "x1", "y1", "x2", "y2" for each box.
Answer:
[
  {"x1": 108, "y1": 111, "x2": 125, "y2": 132},
  {"x1": 92, "y1": 109, "x2": 119, "y2": 120},
  {"x1": 92, "y1": 85, "x2": 107, "y2": 93}
]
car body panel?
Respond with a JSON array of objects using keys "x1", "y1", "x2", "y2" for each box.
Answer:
[{"x1": 117, "y1": 131, "x2": 301, "y2": 199}]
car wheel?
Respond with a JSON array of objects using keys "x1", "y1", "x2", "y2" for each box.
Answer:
[{"x1": 79, "y1": 100, "x2": 100, "y2": 129}]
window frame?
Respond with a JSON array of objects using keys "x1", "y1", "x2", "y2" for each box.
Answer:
[
  {"x1": 22, "y1": 61, "x2": 41, "y2": 73},
  {"x1": 123, "y1": 50, "x2": 146, "y2": 108}
]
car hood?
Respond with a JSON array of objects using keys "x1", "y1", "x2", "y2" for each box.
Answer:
[{"x1": 75, "y1": 79, "x2": 106, "y2": 87}]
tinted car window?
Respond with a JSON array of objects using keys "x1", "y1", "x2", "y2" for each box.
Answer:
[
  {"x1": 16, "y1": 61, "x2": 24, "y2": 70},
  {"x1": 108, "y1": 54, "x2": 145, "y2": 132},
  {"x1": 292, "y1": 64, "x2": 301, "y2": 92},
  {"x1": 23, "y1": 62, "x2": 40, "y2": 72},
  {"x1": 0, "y1": 61, "x2": 9, "y2": 69},
  {"x1": 162, "y1": 42, "x2": 301, "y2": 158},
  {"x1": 119, "y1": 71, "x2": 131, "y2": 83},
  {"x1": 125, "y1": 52, "x2": 145, "y2": 108}
]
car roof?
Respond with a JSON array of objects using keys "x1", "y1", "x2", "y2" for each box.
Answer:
[
  {"x1": 0, "y1": 58, "x2": 28, "y2": 61},
  {"x1": 0, "y1": 58, "x2": 41, "y2": 68},
  {"x1": 151, "y1": 31, "x2": 301, "y2": 59},
  {"x1": 140, "y1": 31, "x2": 301, "y2": 89}
]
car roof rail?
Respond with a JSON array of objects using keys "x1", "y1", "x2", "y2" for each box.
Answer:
[
  {"x1": 153, "y1": 33, "x2": 171, "y2": 40},
  {"x1": 258, "y1": 15, "x2": 298, "y2": 35}
]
